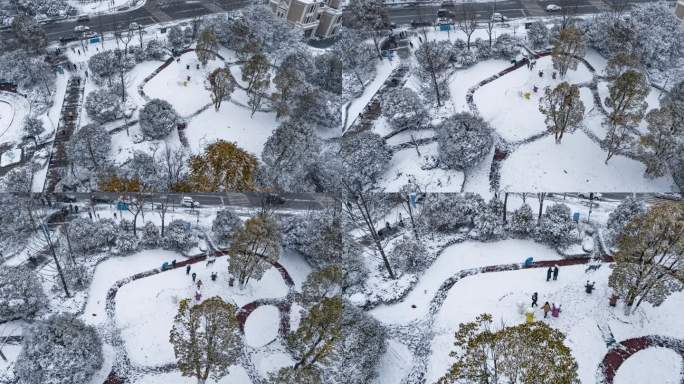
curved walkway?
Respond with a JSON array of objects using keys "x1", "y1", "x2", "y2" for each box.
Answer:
[{"x1": 598, "y1": 335, "x2": 684, "y2": 384}]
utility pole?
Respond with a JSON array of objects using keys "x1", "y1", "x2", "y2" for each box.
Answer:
[{"x1": 41, "y1": 223, "x2": 70, "y2": 298}]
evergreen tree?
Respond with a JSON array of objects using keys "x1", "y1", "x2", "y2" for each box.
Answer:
[
  {"x1": 300, "y1": 266, "x2": 345, "y2": 305},
  {"x1": 551, "y1": 26, "x2": 586, "y2": 78},
  {"x1": 606, "y1": 196, "x2": 647, "y2": 246},
  {"x1": 0, "y1": 265, "x2": 46, "y2": 322},
  {"x1": 639, "y1": 105, "x2": 682, "y2": 178},
  {"x1": 66, "y1": 123, "x2": 111, "y2": 170},
  {"x1": 539, "y1": 82, "x2": 585, "y2": 143},
  {"x1": 228, "y1": 215, "x2": 281, "y2": 287},
  {"x1": 211, "y1": 208, "x2": 242, "y2": 246},
  {"x1": 169, "y1": 297, "x2": 243, "y2": 384},
  {"x1": 188, "y1": 140, "x2": 258, "y2": 192},
  {"x1": 195, "y1": 28, "x2": 218, "y2": 66},
  {"x1": 381, "y1": 88, "x2": 428, "y2": 132},
  {"x1": 85, "y1": 88, "x2": 123, "y2": 123},
  {"x1": 207, "y1": 67, "x2": 236, "y2": 111},
  {"x1": 438, "y1": 314, "x2": 579, "y2": 384},
  {"x1": 288, "y1": 296, "x2": 343, "y2": 372},
  {"x1": 163, "y1": 219, "x2": 197, "y2": 252},
  {"x1": 602, "y1": 70, "x2": 649, "y2": 164},
  {"x1": 16, "y1": 314, "x2": 103, "y2": 384},
  {"x1": 415, "y1": 40, "x2": 451, "y2": 106},
  {"x1": 509, "y1": 203, "x2": 535, "y2": 236},
  {"x1": 261, "y1": 119, "x2": 321, "y2": 192},
  {"x1": 139, "y1": 99, "x2": 180, "y2": 140},
  {"x1": 390, "y1": 236, "x2": 429, "y2": 274},
  {"x1": 535, "y1": 203, "x2": 575, "y2": 248},
  {"x1": 242, "y1": 53, "x2": 271, "y2": 116},
  {"x1": 608, "y1": 202, "x2": 684, "y2": 314},
  {"x1": 436, "y1": 113, "x2": 493, "y2": 171},
  {"x1": 527, "y1": 20, "x2": 550, "y2": 49},
  {"x1": 474, "y1": 198, "x2": 505, "y2": 240},
  {"x1": 345, "y1": 0, "x2": 388, "y2": 58}
]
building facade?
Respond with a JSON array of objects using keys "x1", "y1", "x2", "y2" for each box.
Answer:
[
  {"x1": 269, "y1": 0, "x2": 343, "y2": 39},
  {"x1": 676, "y1": 0, "x2": 684, "y2": 20}
]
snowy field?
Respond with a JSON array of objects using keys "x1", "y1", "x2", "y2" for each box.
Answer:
[
  {"x1": 354, "y1": 25, "x2": 680, "y2": 193},
  {"x1": 426, "y1": 264, "x2": 684, "y2": 383},
  {"x1": 0, "y1": 93, "x2": 29, "y2": 148},
  {"x1": 68, "y1": 0, "x2": 144, "y2": 15}
]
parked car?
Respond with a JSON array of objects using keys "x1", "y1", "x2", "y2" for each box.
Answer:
[
  {"x1": 74, "y1": 25, "x2": 90, "y2": 32},
  {"x1": 577, "y1": 192, "x2": 602, "y2": 200},
  {"x1": 77, "y1": 15, "x2": 90, "y2": 22},
  {"x1": 546, "y1": 4, "x2": 562, "y2": 11},
  {"x1": 264, "y1": 194, "x2": 286, "y2": 205},
  {"x1": 129, "y1": 22, "x2": 140, "y2": 30},
  {"x1": 491, "y1": 12, "x2": 508, "y2": 22}
]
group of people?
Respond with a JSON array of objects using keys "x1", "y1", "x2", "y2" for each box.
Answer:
[
  {"x1": 529, "y1": 292, "x2": 562, "y2": 320},
  {"x1": 184, "y1": 263, "x2": 219, "y2": 301},
  {"x1": 546, "y1": 266, "x2": 560, "y2": 281}
]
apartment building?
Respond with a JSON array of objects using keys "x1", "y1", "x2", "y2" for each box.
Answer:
[
  {"x1": 676, "y1": 0, "x2": 684, "y2": 20},
  {"x1": 269, "y1": 0, "x2": 343, "y2": 39}
]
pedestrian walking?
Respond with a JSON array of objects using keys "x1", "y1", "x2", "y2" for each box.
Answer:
[
  {"x1": 409, "y1": 41, "x2": 414, "y2": 48},
  {"x1": 546, "y1": 267, "x2": 553, "y2": 282},
  {"x1": 172, "y1": 259, "x2": 177, "y2": 269},
  {"x1": 88, "y1": 211, "x2": 93, "y2": 219},
  {"x1": 542, "y1": 302, "x2": 551, "y2": 318},
  {"x1": 211, "y1": 272, "x2": 217, "y2": 281},
  {"x1": 551, "y1": 303, "x2": 561, "y2": 318},
  {"x1": 191, "y1": 272, "x2": 197, "y2": 282},
  {"x1": 538, "y1": 70, "x2": 543, "y2": 78},
  {"x1": 186, "y1": 265, "x2": 191, "y2": 275},
  {"x1": 186, "y1": 64, "x2": 190, "y2": 70},
  {"x1": 531, "y1": 292, "x2": 538, "y2": 307},
  {"x1": 553, "y1": 265, "x2": 559, "y2": 281},
  {"x1": 552, "y1": 71, "x2": 557, "y2": 80},
  {"x1": 77, "y1": 49, "x2": 81, "y2": 55},
  {"x1": 196, "y1": 64, "x2": 199, "y2": 70},
  {"x1": 196, "y1": 279, "x2": 203, "y2": 289},
  {"x1": 195, "y1": 290, "x2": 202, "y2": 301}
]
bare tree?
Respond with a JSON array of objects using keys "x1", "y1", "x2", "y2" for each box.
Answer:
[
  {"x1": 458, "y1": 2, "x2": 479, "y2": 50},
  {"x1": 342, "y1": 191, "x2": 396, "y2": 279}
]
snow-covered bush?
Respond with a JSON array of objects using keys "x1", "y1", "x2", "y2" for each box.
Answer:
[
  {"x1": 0, "y1": 265, "x2": 46, "y2": 322},
  {"x1": 339, "y1": 131, "x2": 392, "y2": 188},
  {"x1": 140, "y1": 221, "x2": 160, "y2": 248},
  {"x1": 422, "y1": 193, "x2": 485, "y2": 232},
  {"x1": 381, "y1": 88, "x2": 428, "y2": 131},
  {"x1": 68, "y1": 217, "x2": 117, "y2": 255},
  {"x1": 212, "y1": 208, "x2": 242, "y2": 246},
  {"x1": 15, "y1": 0, "x2": 76, "y2": 17},
  {"x1": 473, "y1": 198, "x2": 504, "y2": 240},
  {"x1": 280, "y1": 209, "x2": 367, "y2": 289},
  {"x1": 115, "y1": 231, "x2": 140, "y2": 254},
  {"x1": 139, "y1": 99, "x2": 179, "y2": 140},
  {"x1": 60, "y1": 262, "x2": 90, "y2": 292},
  {"x1": 146, "y1": 38, "x2": 167, "y2": 60},
  {"x1": 527, "y1": 20, "x2": 550, "y2": 50},
  {"x1": 475, "y1": 38, "x2": 493, "y2": 59},
  {"x1": 324, "y1": 303, "x2": 387, "y2": 384},
  {"x1": 23, "y1": 117, "x2": 45, "y2": 139},
  {"x1": 605, "y1": 197, "x2": 647, "y2": 246},
  {"x1": 587, "y1": 4, "x2": 684, "y2": 71},
  {"x1": 85, "y1": 88, "x2": 122, "y2": 123},
  {"x1": 458, "y1": 49, "x2": 478, "y2": 67},
  {"x1": 163, "y1": 219, "x2": 197, "y2": 252},
  {"x1": 535, "y1": 203, "x2": 576, "y2": 248},
  {"x1": 436, "y1": 113, "x2": 493, "y2": 171},
  {"x1": 493, "y1": 33, "x2": 520, "y2": 59},
  {"x1": 15, "y1": 314, "x2": 103, "y2": 384},
  {"x1": 261, "y1": 119, "x2": 322, "y2": 192},
  {"x1": 166, "y1": 25, "x2": 186, "y2": 51},
  {"x1": 509, "y1": 203, "x2": 535, "y2": 236},
  {"x1": 66, "y1": 123, "x2": 111, "y2": 170},
  {"x1": 390, "y1": 236, "x2": 429, "y2": 273}
]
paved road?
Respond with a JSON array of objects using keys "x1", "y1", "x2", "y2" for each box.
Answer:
[
  {"x1": 2, "y1": 0, "x2": 249, "y2": 43},
  {"x1": 385, "y1": 0, "x2": 666, "y2": 23},
  {"x1": 50, "y1": 191, "x2": 336, "y2": 210}
]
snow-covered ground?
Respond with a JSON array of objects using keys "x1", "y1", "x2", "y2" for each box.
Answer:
[
  {"x1": 370, "y1": 239, "x2": 565, "y2": 325},
  {"x1": 426, "y1": 264, "x2": 684, "y2": 383},
  {"x1": 131, "y1": 367, "x2": 252, "y2": 384},
  {"x1": 68, "y1": 0, "x2": 144, "y2": 15},
  {"x1": 244, "y1": 305, "x2": 280, "y2": 347},
  {"x1": 613, "y1": 348, "x2": 683, "y2": 384},
  {"x1": 352, "y1": 25, "x2": 680, "y2": 193}
]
